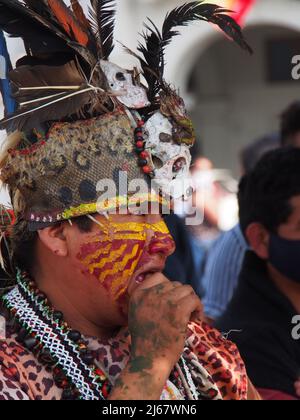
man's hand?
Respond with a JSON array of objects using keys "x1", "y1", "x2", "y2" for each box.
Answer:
[
  {"x1": 109, "y1": 274, "x2": 203, "y2": 400},
  {"x1": 128, "y1": 273, "x2": 203, "y2": 372}
]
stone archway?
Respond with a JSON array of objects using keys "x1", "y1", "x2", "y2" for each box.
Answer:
[{"x1": 186, "y1": 23, "x2": 300, "y2": 174}]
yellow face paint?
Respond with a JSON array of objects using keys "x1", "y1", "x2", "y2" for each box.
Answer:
[{"x1": 78, "y1": 219, "x2": 174, "y2": 302}]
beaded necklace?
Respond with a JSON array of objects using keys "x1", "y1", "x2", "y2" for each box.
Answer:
[
  {"x1": 2, "y1": 271, "x2": 110, "y2": 400},
  {"x1": 2, "y1": 270, "x2": 198, "y2": 400}
]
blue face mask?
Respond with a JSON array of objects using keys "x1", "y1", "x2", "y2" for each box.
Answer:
[{"x1": 269, "y1": 233, "x2": 300, "y2": 283}]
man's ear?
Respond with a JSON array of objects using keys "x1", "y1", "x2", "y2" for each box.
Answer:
[
  {"x1": 37, "y1": 223, "x2": 68, "y2": 257},
  {"x1": 245, "y1": 223, "x2": 270, "y2": 260}
]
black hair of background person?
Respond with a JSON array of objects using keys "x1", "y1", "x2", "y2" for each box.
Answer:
[
  {"x1": 240, "y1": 133, "x2": 280, "y2": 174},
  {"x1": 238, "y1": 146, "x2": 300, "y2": 235},
  {"x1": 280, "y1": 101, "x2": 300, "y2": 146},
  {"x1": 163, "y1": 214, "x2": 203, "y2": 297}
]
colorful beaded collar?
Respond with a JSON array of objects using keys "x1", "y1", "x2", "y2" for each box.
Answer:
[{"x1": 2, "y1": 271, "x2": 199, "y2": 400}]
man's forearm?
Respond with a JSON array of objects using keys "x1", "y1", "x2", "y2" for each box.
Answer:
[{"x1": 109, "y1": 357, "x2": 173, "y2": 400}]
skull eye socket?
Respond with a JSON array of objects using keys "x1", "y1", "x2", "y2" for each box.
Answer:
[
  {"x1": 152, "y1": 156, "x2": 164, "y2": 169},
  {"x1": 159, "y1": 132, "x2": 172, "y2": 143},
  {"x1": 173, "y1": 157, "x2": 186, "y2": 174},
  {"x1": 116, "y1": 72, "x2": 126, "y2": 81}
]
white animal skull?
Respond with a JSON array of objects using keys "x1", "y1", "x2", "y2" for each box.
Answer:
[
  {"x1": 144, "y1": 111, "x2": 193, "y2": 199},
  {"x1": 100, "y1": 60, "x2": 150, "y2": 109}
]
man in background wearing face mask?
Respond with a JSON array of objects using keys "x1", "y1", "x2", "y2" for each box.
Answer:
[{"x1": 216, "y1": 147, "x2": 300, "y2": 400}]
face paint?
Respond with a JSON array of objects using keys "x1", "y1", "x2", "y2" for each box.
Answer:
[{"x1": 78, "y1": 219, "x2": 174, "y2": 302}]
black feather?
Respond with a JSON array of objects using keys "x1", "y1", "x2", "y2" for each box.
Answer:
[
  {"x1": 89, "y1": 0, "x2": 116, "y2": 59},
  {"x1": 0, "y1": 0, "x2": 67, "y2": 54},
  {"x1": 162, "y1": 2, "x2": 252, "y2": 53},
  {"x1": 22, "y1": 0, "x2": 53, "y2": 18},
  {"x1": 206, "y1": 12, "x2": 253, "y2": 53},
  {"x1": 137, "y1": 21, "x2": 164, "y2": 102},
  {"x1": 137, "y1": 1, "x2": 252, "y2": 99}
]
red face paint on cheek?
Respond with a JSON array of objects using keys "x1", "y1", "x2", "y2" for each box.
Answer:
[{"x1": 77, "y1": 220, "x2": 175, "y2": 308}]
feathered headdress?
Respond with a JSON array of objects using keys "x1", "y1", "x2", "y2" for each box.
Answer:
[
  {"x1": 0, "y1": 0, "x2": 118, "y2": 131},
  {"x1": 0, "y1": 0, "x2": 251, "y2": 229},
  {"x1": 0, "y1": 0, "x2": 251, "y2": 131}
]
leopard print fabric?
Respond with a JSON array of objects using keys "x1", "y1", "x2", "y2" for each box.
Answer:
[
  {"x1": 184, "y1": 322, "x2": 247, "y2": 400},
  {"x1": 0, "y1": 319, "x2": 248, "y2": 400}
]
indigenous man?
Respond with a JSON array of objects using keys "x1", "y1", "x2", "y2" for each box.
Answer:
[{"x1": 0, "y1": 0, "x2": 257, "y2": 400}]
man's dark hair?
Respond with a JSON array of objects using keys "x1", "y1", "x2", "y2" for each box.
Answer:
[
  {"x1": 240, "y1": 133, "x2": 280, "y2": 174},
  {"x1": 12, "y1": 215, "x2": 94, "y2": 274},
  {"x1": 280, "y1": 101, "x2": 300, "y2": 146},
  {"x1": 238, "y1": 147, "x2": 300, "y2": 236}
]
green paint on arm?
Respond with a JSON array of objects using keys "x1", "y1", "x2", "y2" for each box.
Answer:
[{"x1": 129, "y1": 355, "x2": 153, "y2": 373}]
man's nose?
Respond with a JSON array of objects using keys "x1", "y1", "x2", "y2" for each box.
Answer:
[{"x1": 148, "y1": 232, "x2": 176, "y2": 257}]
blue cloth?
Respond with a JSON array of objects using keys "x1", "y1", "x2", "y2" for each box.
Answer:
[
  {"x1": 0, "y1": 31, "x2": 16, "y2": 116},
  {"x1": 201, "y1": 224, "x2": 248, "y2": 320},
  {"x1": 190, "y1": 236, "x2": 206, "y2": 280}
]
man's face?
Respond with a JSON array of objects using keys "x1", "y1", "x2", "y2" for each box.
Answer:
[
  {"x1": 67, "y1": 213, "x2": 175, "y2": 324},
  {"x1": 247, "y1": 195, "x2": 300, "y2": 263},
  {"x1": 266, "y1": 195, "x2": 300, "y2": 284},
  {"x1": 287, "y1": 132, "x2": 300, "y2": 149}
]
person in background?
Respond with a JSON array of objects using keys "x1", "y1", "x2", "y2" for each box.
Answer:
[
  {"x1": 190, "y1": 157, "x2": 221, "y2": 243},
  {"x1": 163, "y1": 213, "x2": 202, "y2": 296},
  {"x1": 217, "y1": 148, "x2": 300, "y2": 400},
  {"x1": 201, "y1": 133, "x2": 279, "y2": 322},
  {"x1": 201, "y1": 102, "x2": 300, "y2": 324},
  {"x1": 199, "y1": 102, "x2": 300, "y2": 395},
  {"x1": 187, "y1": 157, "x2": 220, "y2": 285}
]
